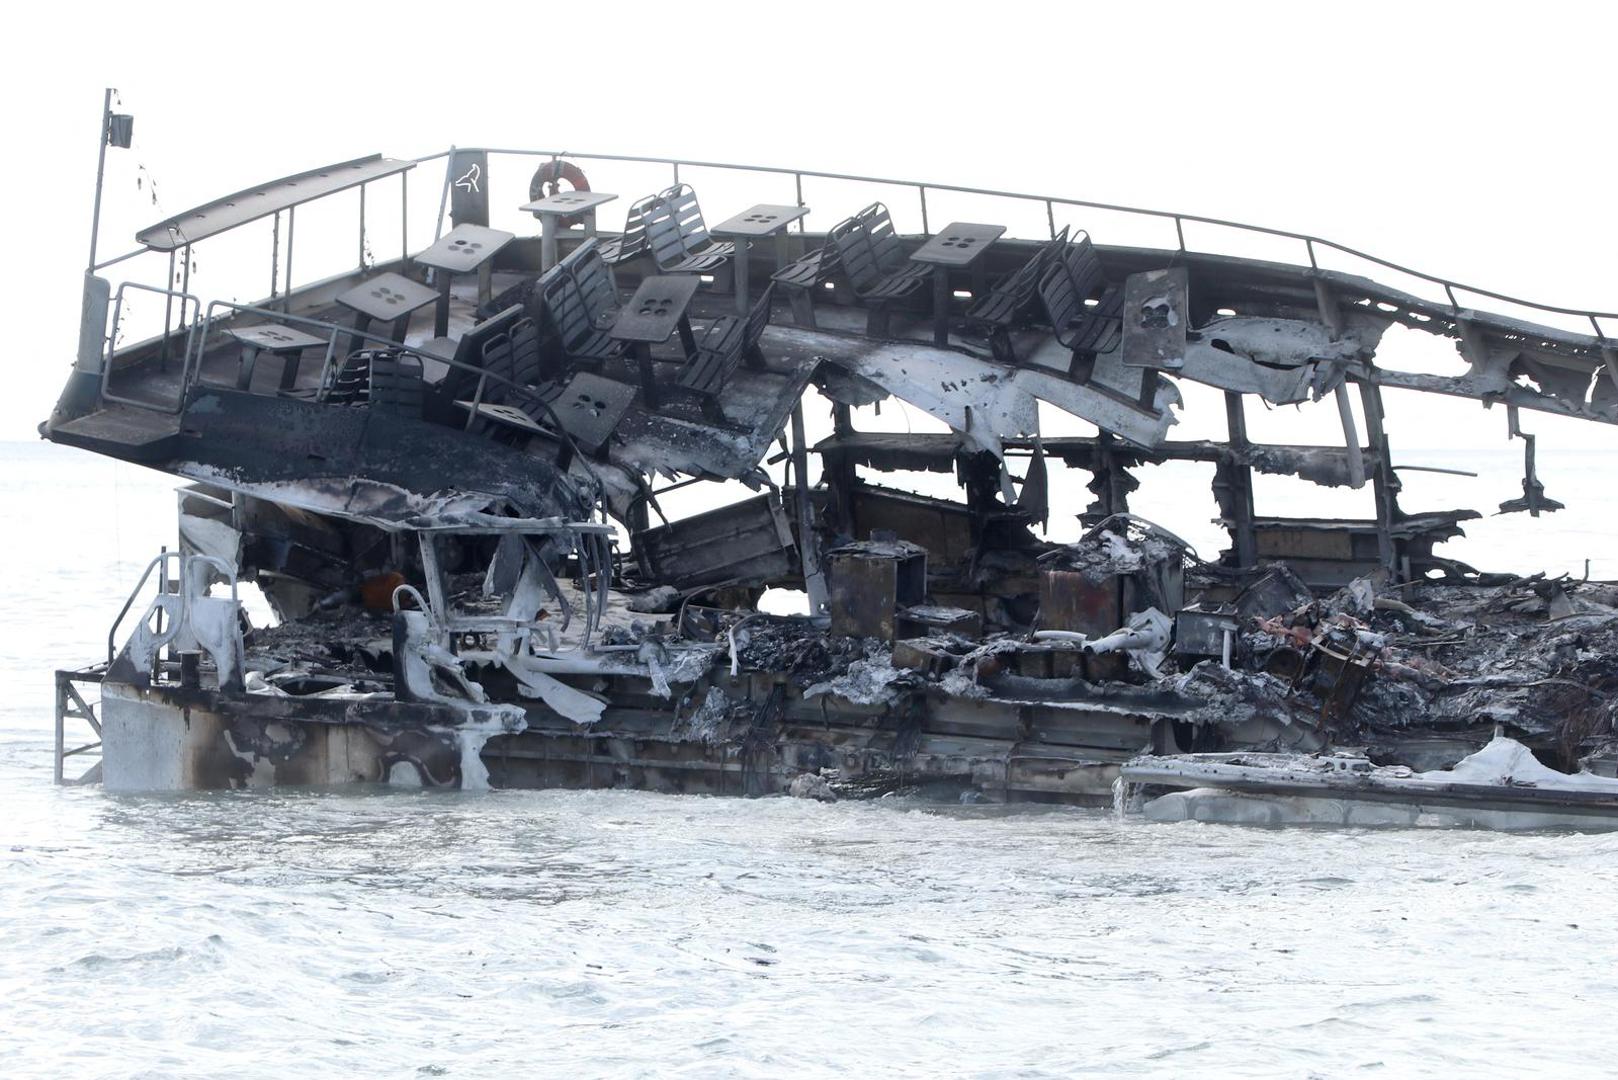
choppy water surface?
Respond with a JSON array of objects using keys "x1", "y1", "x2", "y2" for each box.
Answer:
[{"x1": 4, "y1": 441, "x2": 1618, "y2": 1078}]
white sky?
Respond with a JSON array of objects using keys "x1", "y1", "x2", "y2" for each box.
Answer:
[{"x1": 4, "y1": 0, "x2": 1614, "y2": 463}]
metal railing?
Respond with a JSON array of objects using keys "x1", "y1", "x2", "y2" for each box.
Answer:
[
  {"x1": 107, "y1": 550, "x2": 179, "y2": 665},
  {"x1": 106, "y1": 551, "x2": 240, "y2": 666},
  {"x1": 427, "y1": 147, "x2": 1615, "y2": 338},
  {"x1": 103, "y1": 282, "x2": 203, "y2": 412},
  {"x1": 54, "y1": 666, "x2": 105, "y2": 785},
  {"x1": 89, "y1": 143, "x2": 1614, "y2": 399}
]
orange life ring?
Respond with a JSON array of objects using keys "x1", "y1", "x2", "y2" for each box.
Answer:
[{"x1": 529, "y1": 160, "x2": 592, "y2": 227}]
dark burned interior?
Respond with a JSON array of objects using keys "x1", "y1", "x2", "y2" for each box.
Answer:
[{"x1": 47, "y1": 146, "x2": 1618, "y2": 797}]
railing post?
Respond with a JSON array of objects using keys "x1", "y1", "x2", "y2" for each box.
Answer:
[
  {"x1": 270, "y1": 211, "x2": 280, "y2": 301},
  {"x1": 1444, "y1": 283, "x2": 1460, "y2": 314},
  {"x1": 53, "y1": 673, "x2": 65, "y2": 785},
  {"x1": 161, "y1": 250, "x2": 175, "y2": 372},
  {"x1": 433, "y1": 145, "x2": 454, "y2": 245},
  {"x1": 1306, "y1": 238, "x2": 1318, "y2": 270},
  {"x1": 1045, "y1": 199, "x2": 1056, "y2": 240},
  {"x1": 284, "y1": 207, "x2": 295, "y2": 312},
  {"x1": 179, "y1": 245, "x2": 192, "y2": 327},
  {"x1": 919, "y1": 185, "x2": 930, "y2": 235},
  {"x1": 1174, "y1": 216, "x2": 1186, "y2": 251},
  {"x1": 795, "y1": 172, "x2": 805, "y2": 233},
  {"x1": 358, "y1": 181, "x2": 367, "y2": 270},
  {"x1": 401, "y1": 170, "x2": 410, "y2": 266}
]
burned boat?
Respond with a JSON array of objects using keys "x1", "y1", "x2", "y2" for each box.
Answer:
[{"x1": 46, "y1": 93, "x2": 1618, "y2": 813}]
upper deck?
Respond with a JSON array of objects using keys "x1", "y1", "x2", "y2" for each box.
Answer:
[{"x1": 46, "y1": 144, "x2": 1618, "y2": 592}]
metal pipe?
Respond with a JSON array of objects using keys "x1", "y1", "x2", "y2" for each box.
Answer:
[
  {"x1": 53, "y1": 678, "x2": 65, "y2": 785},
  {"x1": 433, "y1": 146, "x2": 454, "y2": 244},
  {"x1": 284, "y1": 207, "x2": 294, "y2": 312},
  {"x1": 179, "y1": 245, "x2": 191, "y2": 328},
  {"x1": 358, "y1": 182, "x2": 366, "y2": 269},
  {"x1": 161, "y1": 249, "x2": 175, "y2": 370},
  {"x1": 86, "y1": 88, "x2": 112, "y2": 272},
  {"x1": 92, "y1": 248, "x2": 144, "y2": 272},
  {"x1": 1392, "y1": 464, "x2": 1479, "y2": 477},
  {"x1": 1334, "y1": 382, "x2": 1365, "y2": 490}
]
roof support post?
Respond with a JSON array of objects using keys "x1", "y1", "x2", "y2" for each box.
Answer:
[
  {"x1": 826, "y1": 403, "x2": 857, "y2": 536},
  {"x1": 1334, "y1": 382, "x2": 1366, "y2": 490},
  {"x1": 1220, "y1": 391, "x2": 1258, "y2": 568},
  {"x1": 1358, "y1": 379, "x2": 1399, "y2": 575},
  {"x1": 1312, "y1": 277, "x2": 1344, "y2": 339},
  {"x1": 790, "y1": 403, "x2": 827, "y2": 614}
]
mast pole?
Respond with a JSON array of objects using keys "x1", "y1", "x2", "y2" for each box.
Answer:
[{"x1": 87, "y1": 88, "x2": 113, "y2": 272}]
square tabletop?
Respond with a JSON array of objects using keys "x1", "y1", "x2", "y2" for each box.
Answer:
[
  {"x1": 414, "y1": 223, "x2": 515, "y2": 274},
  {"x1": 455, "y1": 400, "x2": 550, "y2": 437},
  {"x1": 518, "y1": 191, "x2": 619, "y2": 217},
  {"x1": 224, "y1": 324, "x2": 326, "y2": 351},
  {"x1": 334, "y1": 272, "x2": 440, "y2": 322},
  {"x1": 551, "y1": 372, "x2": 639, "y2": 452},
  {"x1": 610, "y1": 275, "x2": 702, "y2": 343},
  {"x1": 909, "y1": 222, "x2": 1007, "y2": 267},
  {"x1": 712, "y1": 203, "x2": 811, "y2": 238}
]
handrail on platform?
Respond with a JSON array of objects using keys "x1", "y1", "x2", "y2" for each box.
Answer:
[{"x1": 444, "y1": 147, "x2": 1615, "y2": 334}]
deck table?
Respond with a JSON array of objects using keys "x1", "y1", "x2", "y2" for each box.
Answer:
[
  {"x1": 609, "y1": 275, "x2": 701, "y2": 409},
  {"x1": 908, "y1": 222, "x2": 1006, "y2": 346},
  {"x1": 547, "y1": 371, "x2": 639, "y2": 454},
  {"x1": 225, "y1": 324, "x2": 327, "y2": 392},
  {"x1": 518, "y1": 191, "x2": 619, "y2": 271},
  {"x1": 712, "y1": 203, "x2": 811, "y2": 314},
  {"x1": 413, "y1": 223, "x2": 515, "y2": 337},
  {"x1": 334, "y1": 272, "x2": 438, "y2": 351}
]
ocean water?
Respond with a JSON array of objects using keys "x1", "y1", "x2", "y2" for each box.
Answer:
[{"x1": 4, "y1": 438, "x2": 1618, "y2": 1079}]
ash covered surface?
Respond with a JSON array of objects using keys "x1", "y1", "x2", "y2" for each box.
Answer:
[
  {"x1": 734, "y1": 620, "x2": 886, "y2": 688},
  {"x1": 1043, "y1": 526, "x2": 1186, "y2": 584},
  {"x1": 1238, "y1": 574, "x2": 1618, "y2": 764},
  {"x1": 246, "y1": 607, "x2": 392, "y2": 675}
]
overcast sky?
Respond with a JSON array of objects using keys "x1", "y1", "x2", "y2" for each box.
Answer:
[{"x1": 4, "y1": 0, "x2": 1614, "y2": 461}]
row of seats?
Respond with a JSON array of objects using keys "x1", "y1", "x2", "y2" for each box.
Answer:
[{"x1": 766, "y1": 203, "x2": 1122, "y2": 367}]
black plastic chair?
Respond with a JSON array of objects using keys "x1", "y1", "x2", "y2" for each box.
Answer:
[
  {"x1": 536, "y1": 241, "x2": 627, "y2": 368},
  {"x1": 770, "y1": 240, "x2": 841, "y2": 328},
  {"x1": 967, "y1": 226, "x2": 1072, "y2": 364},
  {"x1": 1038, "y1": 237, "x2": 1124, "y2": 371},
  {"x1": 368, "y1": 351, "x2": 425, "y2": 417},
  {"x1": 826, "y1": 202, "x2": 930, "y2": 335},
  {"x1": 665, "y1": 283, "x2": 775, "y2": 424},
  {"x1": 644, "y1": 184, "x2": 734, "y2": 274},
  {"x1": 598, "y1": 194, "x2": 658, "y2": 266}
]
